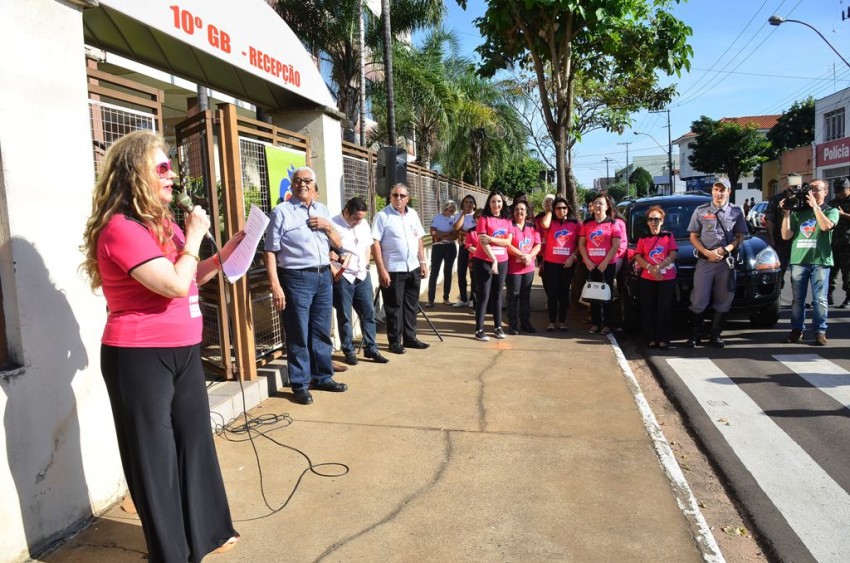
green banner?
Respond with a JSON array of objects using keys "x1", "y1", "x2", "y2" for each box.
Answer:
[{"x1": 264, "y1": 144, "x2": 307, "y2": 205}]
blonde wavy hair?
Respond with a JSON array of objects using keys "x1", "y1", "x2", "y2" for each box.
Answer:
[{"x1": 80, "y1": 130, "x2": 174, "y2": 290}]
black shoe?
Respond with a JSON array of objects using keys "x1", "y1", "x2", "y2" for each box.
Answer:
[
  {"x1": 292, "y1": 388, "x2": 313, "y2": 405},
  {"x1": 684, "y1": 338, "x2": 699, "y2": 348},
  {"x1": 709, "y1": 337, "x2": 726, "y2": 349},
  {"x1": 508, "y1": 327, "x2": 520, "y2": 335},
  {"x1": 403, "y1": 339, "x2": 430, "y2": 349},
  {"x1": 840, "y1": 298, "x2": 850, "y2": 309},
  {"x1": 365, "y1": 350, "x2": 390, "y2": 364},
  {"x1": 389, "y1": 343, "x2": 406, "y2": 354},
  {"x1": 521, "y1": 324, "x2": 537, "y2": 333},
  {"x1": 312, "y1": 379, "x2": 348, "y2": 392},
  {"x1": 344, "y1": 352, "x2": 358, "y2": 366}
]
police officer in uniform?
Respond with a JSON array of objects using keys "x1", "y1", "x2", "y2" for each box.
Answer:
[
  {"x1": 828, "y1": 177, "x2": 850, "y2": 308},
  {"x1": 685, "y1": 178, "x2": 748, "y2": 348}
]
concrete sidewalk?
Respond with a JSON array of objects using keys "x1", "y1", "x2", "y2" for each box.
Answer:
[{"x1": 42, "y1": 282, "x2": 717, "y2": 562}]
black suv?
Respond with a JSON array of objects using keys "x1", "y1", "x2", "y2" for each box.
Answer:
[{"x1": 617, "y1": 194, "x2": 782, "y2": 330}]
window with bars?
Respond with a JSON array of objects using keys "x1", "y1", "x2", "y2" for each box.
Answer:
[{"x1": 824, "y1": 108, "x2": 845, "y2": 142}]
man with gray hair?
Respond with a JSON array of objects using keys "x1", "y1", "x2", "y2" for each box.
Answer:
[{"x1": 265, "y1": 166, "x2": 347, "y2": 405}]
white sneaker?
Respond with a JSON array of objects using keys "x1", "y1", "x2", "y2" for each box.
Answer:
[
  {"x1": 452, "y1": 300, "x2": 466, "y2": 307},
  {"x1": 468, "y1": 300, "x2": 474, "y2": 308}
]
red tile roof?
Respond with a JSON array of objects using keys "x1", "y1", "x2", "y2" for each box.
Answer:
[
  {"x1": 719, "y1": 115, "x2": 781, "y2": 130},
  {"x1": 674, "y1": 114, "x2": 782, "y2": 144}
]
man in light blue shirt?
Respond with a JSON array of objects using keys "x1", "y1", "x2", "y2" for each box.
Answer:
[
  {"x1": 264, "y1": 166, "x2": 345, "y2": 405},
  {"x1": 372, "y1": 183, "x2": 429, "y2": 354}
]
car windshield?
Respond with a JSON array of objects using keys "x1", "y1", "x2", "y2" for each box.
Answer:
[{"x1": 628, "y1": 201, "x2": 705, "y2": 241}]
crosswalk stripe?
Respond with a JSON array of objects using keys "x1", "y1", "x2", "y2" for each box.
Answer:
[
  {"x1": 667, "y1": 357, "x2": 850, "y2": 563},
  {"x1": 774, "y1": 354, "x2": 850, "y2": 410}
]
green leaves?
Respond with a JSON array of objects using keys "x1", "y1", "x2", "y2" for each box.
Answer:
[{"x1": 688, "y1": 116, "x2": 772, "y2": 188}]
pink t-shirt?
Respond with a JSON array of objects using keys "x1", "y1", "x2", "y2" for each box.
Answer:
[
  {"x1": 98, "y1": 214, "x2": 202, "y2": 347},
  {"x1": 635, "y1": 232, "x2": 679, "y2": 281},
  {"x1": 508, "y1": 223, "x2": 541, "y2": 275},
  {"x1": 580, "y1": 218, "x2": 624, "y2": 265},
  {"x1": 473, "y1": 216, "x2": 512, "y2": 263},
  {"x1": 542, "y1": 219, "x2": 581, "y2": 264},
  {"x1": 614, "y1": 218, "x2": 628, "y2": 259}
]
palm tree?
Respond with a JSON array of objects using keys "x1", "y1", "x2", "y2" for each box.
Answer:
[{"x1": 274, "y1": 0, "x2": 444, "y2": 142}]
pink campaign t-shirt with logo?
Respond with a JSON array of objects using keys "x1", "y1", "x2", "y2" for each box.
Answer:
[
  {"x1": 508, "y1": 223, "x2": 541, "y2": 275},
  {"x1": 580, "y1": 218, "x2": 624, "y2": 265},
  {"x1": 635, "y1": 233, "x2": 679, "y2": 281},
  {"x1": 474, "y1": 216, "x2": 512, "y2": 263},
  {"x1": 98, "y1": 214, "x2": 203, "y2": 347},
  {"x1": 542, "y1": 219, "x2": 581, "y2": 265}
]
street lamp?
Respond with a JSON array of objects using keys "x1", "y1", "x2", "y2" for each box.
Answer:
[
  {"x1": 768, "y1": 15, "x2": 850, "y2": 70},
  {"x1": 634, "y1": 131, "x2": 673, "y2": 194}
]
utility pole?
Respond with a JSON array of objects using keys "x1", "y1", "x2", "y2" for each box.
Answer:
[
  {"x1": 617, "y1": 142, "x2": 632, "y2": 197},
  {"x1": 602, "y1": 157, "x2": 613, "y2": 190},
  {"x1": 651, "y1": 109, "x2": 674, "y2": 194},
  {"x1": 381, "y1": 0, "x2": 396, "y2": 147}
]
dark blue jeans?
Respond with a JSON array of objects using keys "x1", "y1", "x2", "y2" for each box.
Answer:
[
  {"x1": 333, "y1": 272, "x2": 378, "y2": 356},
  {"x1": 279, "y1": 267, "x2": 334, "y2": 389}
]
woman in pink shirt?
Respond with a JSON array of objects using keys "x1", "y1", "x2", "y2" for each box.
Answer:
[
  {"x1": 81, "y1": 131, "x2": 244, "y2": 562},
  {"x1": 473, "y1": 191, "x2": 513, "y2": 341},
  {"x1": 578, "y1": 193, "x2": 623, "y2": 335},
  {"x1": 634, "y1": 205, "x2": 679, "y2": 349},
  {"x1": 538, "y1": 196, "x2": 581, "y2": 331},
  {"x1": 506, "y1": 201, "x2": 541, "y2": 334}
]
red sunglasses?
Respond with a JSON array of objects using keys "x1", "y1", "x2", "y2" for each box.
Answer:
[{"x1": 155, "y1": 161, "x2": 173, "y2": 178}]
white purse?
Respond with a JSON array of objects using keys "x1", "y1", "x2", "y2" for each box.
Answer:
[{"x1": 581, "y1": 281, "x2": 612, "y2": 303}]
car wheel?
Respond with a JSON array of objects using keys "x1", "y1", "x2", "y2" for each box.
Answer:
[{"x1": 749, "y1": 298, "x2": 780, "y2": 328}]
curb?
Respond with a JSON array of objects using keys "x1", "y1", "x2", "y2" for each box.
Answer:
[{"x1": 606, "y1": 333, "x2": 725, "y2": 563}]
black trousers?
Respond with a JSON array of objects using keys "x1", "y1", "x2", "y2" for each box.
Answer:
[
  {"x1": 381, "y1": 269, "x2": 422, "y2": 345},
  {"x1": 541, "y1": 261, "x2": 575, "y2": 323},
  {"x1": 639, "y1": 278, "x2": 676, "y2": 344},
  {"x1": 506, "y1": 271, "x2": 535, "y2": 328},
  {"x1": 428, "y1": 243, "x2": 457, "y2": 303},
  {"x1": 101, "y1": 344, "x2": 236, "y2": 563},
  {"x1": 456, "y1": 247, "x2": 471, "y2": 302},
  {"x1": 588, "y1": 264, "x2": 616, "y2": 327},
  {"x1": 829, "y1": 244, "x2": 850, "y2": 295},
  {"x1": 473, "y1": 258, "x2": 508, "y2": 330}
]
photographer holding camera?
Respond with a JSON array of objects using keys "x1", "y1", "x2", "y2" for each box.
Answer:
[{"x1": 780, "y1": 178, "x2": 838, "y2": 346}]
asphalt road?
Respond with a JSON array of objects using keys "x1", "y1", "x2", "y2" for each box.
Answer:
[{"x1": 635, "y1": 268, "x2": 850, "y2": 563}]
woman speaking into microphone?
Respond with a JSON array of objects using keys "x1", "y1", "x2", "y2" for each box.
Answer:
[{"x1": 81, "y1": 130, "x2": 244, "y2": 562}]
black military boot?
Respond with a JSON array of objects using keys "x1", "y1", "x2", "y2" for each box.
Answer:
[
  {"x1": 684, "y1": 312, "x2": 705, "y2": 348},
  {"x1": 709, "y1": 311, "x2": 727, "y2": 348}
]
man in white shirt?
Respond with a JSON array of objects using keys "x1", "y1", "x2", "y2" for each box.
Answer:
[
  {"x1": 372, "y1": 183, "x2": 430, "y2": 354},
  {"x1": 332, "y1": 197, "x2": 389, "y2": 365}
]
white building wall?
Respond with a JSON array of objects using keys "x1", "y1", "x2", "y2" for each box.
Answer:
[
  {"x1": 0, "y1": 1, "x2": 124, "y2": 560},
  {"x1": 814, "y1": 87, "x2": 850, "y2": 187}
]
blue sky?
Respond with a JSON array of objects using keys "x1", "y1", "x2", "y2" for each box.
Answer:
[{"x1": 438, "y1": 0, "x2": 850, "y2": 188}]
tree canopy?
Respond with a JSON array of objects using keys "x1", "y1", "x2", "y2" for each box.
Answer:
[
  {"x1": 466, "y1": 0, "x2": 692, "y2": 214},
  {"x1": 490, "y1": 156, "x2": 547, "y2": 198},
  {"x1": 766, "y1": 98, "x2": 815, "y2": 159},
  {"x1": 687, "y1": 116, "x2": 770, "y2": 199},
  {"x1": 629, "y1": 167, "x2": 654, "y2": 197}
]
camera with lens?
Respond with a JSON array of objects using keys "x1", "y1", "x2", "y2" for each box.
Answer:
[{"x1": 781, "y1": 174, "x2": 811, "y2": 211}]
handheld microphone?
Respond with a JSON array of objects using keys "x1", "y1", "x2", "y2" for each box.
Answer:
[{"x1": 172, "y1": 184, "x2": 215, "y2": 242}]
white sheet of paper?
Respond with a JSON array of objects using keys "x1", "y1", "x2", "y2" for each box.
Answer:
[{"x1": 222, "y1": 205, "x2": 270, "y2": 283}]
